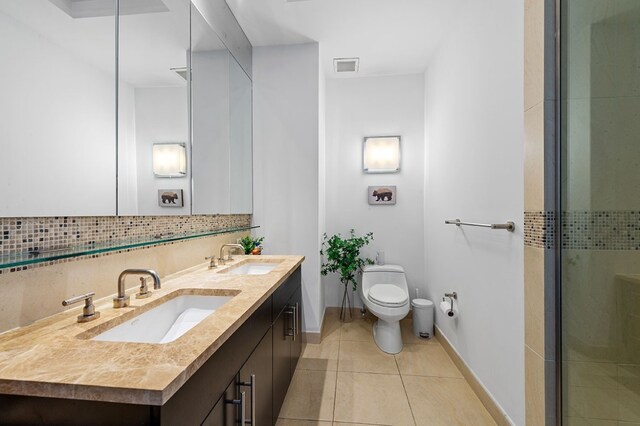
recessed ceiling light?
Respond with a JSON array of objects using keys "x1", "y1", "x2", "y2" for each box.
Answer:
[{"x1": 333, "y1": 58, "x2": 359, "y2": 73}]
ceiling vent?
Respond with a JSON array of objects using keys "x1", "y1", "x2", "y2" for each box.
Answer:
[{"x1": 334, "y1": 58, "x2": 359, "y2": 73}]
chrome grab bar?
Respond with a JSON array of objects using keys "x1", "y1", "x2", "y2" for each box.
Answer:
[{"x1": 445, "y1": 219, "x2": 515, "y2": 232}]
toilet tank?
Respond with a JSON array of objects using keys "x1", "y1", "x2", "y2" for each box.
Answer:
[{"x1": 361, "y1": 264, "x2": 407, "y2": 293}]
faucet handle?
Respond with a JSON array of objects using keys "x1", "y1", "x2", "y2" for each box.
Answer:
[
  {"x1": 205, "y1": 256, "x2": 217, "y2": 269},
  {"x1": 136, "y1": 277, "x2": 152, "y2": 299},
  {"x1": 62, "y1": 292, "x2": 100, "y2": 323}
]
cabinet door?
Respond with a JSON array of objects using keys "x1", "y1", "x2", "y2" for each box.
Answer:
[
  {"x1": 202, "y1": 378, "x2": 240, "y2": 426},
  {"x1": 290, "y1": 288, "x2": 302, "y2": 373},
  {"x1": 240, "y1": 328, "x2": 273, "y2": 426},
  {"x1": 272, "y1": 308, "x2": 293, "y2": 422}
]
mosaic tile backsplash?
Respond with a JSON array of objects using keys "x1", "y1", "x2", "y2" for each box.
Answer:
[
  {"x1": 524, "y1": 211, "x2": 640, "y2": 250},
  {"x1": 0, "y1": 215, "x2": 252, "y2": 274}
]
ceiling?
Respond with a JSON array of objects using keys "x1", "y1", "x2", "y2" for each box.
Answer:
[{"x1": 225, "y1": 0, "x2": 468, "y2": 77}]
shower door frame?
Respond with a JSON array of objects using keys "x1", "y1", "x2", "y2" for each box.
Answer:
[{"x1": 553, "y1": 0, "x2": 562, "y2": 425}]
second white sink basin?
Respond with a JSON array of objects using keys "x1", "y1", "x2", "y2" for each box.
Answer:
[
  {"x1": 93, "y1": 294, "x2": 233, "y2": 344},
  {"x1": 225, "y1": 263, "x2": 278, "y2": 275}
]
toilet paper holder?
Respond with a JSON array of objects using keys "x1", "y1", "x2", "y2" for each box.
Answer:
[{"x1": 443, "y1": 292, "x2": 457, "y2": 310}]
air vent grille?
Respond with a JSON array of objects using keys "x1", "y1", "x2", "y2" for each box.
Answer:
[{"x1": 334, "y1": 58, "x2": 359, "y2": 73}]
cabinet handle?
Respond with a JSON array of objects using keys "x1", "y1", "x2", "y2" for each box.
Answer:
[
  {"x1": 284, "y1": 307, "x2": 295, "y2": 338},
  {"x1": 225, "y1": 390, "x2": 246, "y2": 425},
  {"x1": 239, "y1": 391, "x2": 246, "y2": 425},
  {"x1": 292, "y1": 303, "x2": 297, "y2": 341},
  {"x1": 295, "y1": 302, "x2": 300, "y2": 339},
  {"x1": 239, "y1": 374, "x2": 256, "y2": 425}
]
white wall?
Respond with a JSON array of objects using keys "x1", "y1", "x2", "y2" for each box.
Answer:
[
  {"x1": 253, "y1": 43, "x2": 323, "y2": 333},
  {"x1": 0, "y1": 10, "x2": 116, "y2": 217},
  {"x1": 324, "y1": 75, "x2": 425, "y2": 308},
  {"x1": 424, "y1": 1, "x2": 524, "y2": 424}
]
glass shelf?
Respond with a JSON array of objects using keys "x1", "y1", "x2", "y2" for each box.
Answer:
[{"x1": 0, "y1": 225, "x2": 259, "y2": 270}]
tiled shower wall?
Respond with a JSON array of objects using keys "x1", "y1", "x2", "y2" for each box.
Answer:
[{"x1": 524, "y1": 0, "x2": 556, "y2": 424}]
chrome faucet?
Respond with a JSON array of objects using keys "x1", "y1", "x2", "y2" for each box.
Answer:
[
  {"x1": 219, "y1": 243, "x2": 244, "y2": 265},
  {"x1": 62, "y1": 292, "x2": 100, "y2": 323},
  {"x1": 114, "y1": 269, "x2": 161, "y2": 308}
]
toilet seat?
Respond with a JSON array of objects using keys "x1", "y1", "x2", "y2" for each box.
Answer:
[{"x1": 367, "y1": 284, "x2": 408, "y2": 307}]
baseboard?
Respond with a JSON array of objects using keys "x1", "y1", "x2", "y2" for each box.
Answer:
[
  {"x1": 435, "y1": 326, "x2": 514, "y2": 426},
  {"x1": 302, "y1": 332, "x2": 321, "y2": 344}
]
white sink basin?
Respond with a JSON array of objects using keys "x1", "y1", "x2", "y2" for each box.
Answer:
[
  {"x1": 93, "y1": 295, "x2": 233, "y2": 344},
  {"x1": 225, "y1": 263, "x2": 278, "y2": 275}
]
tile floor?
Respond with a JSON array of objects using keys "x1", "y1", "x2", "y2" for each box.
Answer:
[{"x1": 276, "y1": 310, "x2": 496, "y2": 426}]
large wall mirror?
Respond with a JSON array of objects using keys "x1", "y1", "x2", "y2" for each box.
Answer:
[
  {"x1": 0, "y1": 0, "x2": 117, "y2": 217},
  {"x1": 117, "y1": 0, "x2": 191, "y2": 216},
  {"x1": 0, "y1": 0, "x2": 252, "y2": 217},
  {"x1": 191, "y1": 5, "x2": 253, "y2": 215}
]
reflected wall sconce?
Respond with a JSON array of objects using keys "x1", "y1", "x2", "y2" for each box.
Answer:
[
  {"x1": 363, "y1": 136, "x2": 401, "y2": 173},
  {"x1": 153, "y1": 143, "x2": 187, "y2": 177}
]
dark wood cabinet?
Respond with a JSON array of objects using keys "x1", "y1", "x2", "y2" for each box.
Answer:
[
  {"x1": 290, "y1": 287, "x2": 302, "y2": 373},
  {"x1": 240, "y1": 328, "x2": 273, "y2": 426},
  {"x1": 202, "y1": 380, "x2": 239, "y2": 426},
  {"x1": 272, "y1": 305, "x2": 292, "y2": 423},
  {"x1": 272, "y1": 270, "x2": 303, "y2": 423},
  {"x1": 0, "y1": 266, "x2": 301, "y2": 426}
]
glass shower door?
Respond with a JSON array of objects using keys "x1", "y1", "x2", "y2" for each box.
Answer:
[{"x1": 561, "y1": 0, "x2": 640, "y2": 423}]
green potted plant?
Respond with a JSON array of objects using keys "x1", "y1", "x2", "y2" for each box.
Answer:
[
  {"x1": 320, "y1": 229, "x2": 374, "y2": 321},
  {"x1": 240, "y1": 236, "x2": 264, "y2": 255}
]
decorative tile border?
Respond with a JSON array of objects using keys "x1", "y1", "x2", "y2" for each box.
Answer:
[
  {"x1": 524, "y1": 211, "x2": 556, "y2": 249},
  {"x1": 524, "y1": 211, "x2": 640, "y2": 250},
  {"x1": 0, "y1": 214, "x2": 251, "y2": 274}
]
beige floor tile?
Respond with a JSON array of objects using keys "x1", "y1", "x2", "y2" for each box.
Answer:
[
  {"x1": 334, "y1": 372, "x2": 414, "y2": 425},
  {"x1": 276, "y1": 420, "x2": 332, "y2": 426},
  {"x1": 322, "y1": 310, "x2": 342, "y2": 342},
  {"x1": 340, "y1": 315, "x2": 375, "y2": 342},
  {"x1": 279, "y1": 369, "x2": 337, "y2": 421},
  {"x1": 333, "y1": 423, "x2": 384, "y2": 426},
  {"x1": 563, "y1": 418, "x2": 617, "y2": 426},
  {"x1": 400, "y1": 319, "x2": 436, "y2": 345},
  {"x1": 298, "y1": 341, "x2": 340, "y2": 371},
  {"x1": 338, "y1": 340, "x2": 399, "y2": 374},
  {"x1": 395, "y1": 344, "x2": 462, "y2": 378},
  {"x1": 403, "y1": 376, "x2": 495, "y2": 426},
  {"x1": 565, "y1": 386, "x2": 618, "y2": 420}
]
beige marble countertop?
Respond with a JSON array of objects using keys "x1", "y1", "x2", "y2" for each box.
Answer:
[{"x1": 0, "y1": 255, "x2": 304, "y2": 405}]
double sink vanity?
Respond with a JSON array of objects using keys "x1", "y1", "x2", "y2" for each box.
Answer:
[{"x1": 0, "y1": 255, "x2": 304, "y2": 425}]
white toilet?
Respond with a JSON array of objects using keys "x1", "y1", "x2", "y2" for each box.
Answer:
[{"x1": 360, "y1": 264, "x2": 410, "y2": 354}]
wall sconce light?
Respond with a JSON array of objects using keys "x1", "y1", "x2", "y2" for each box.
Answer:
[
  {"x1": 363, "y1": 136, "x2": 401, "y2": 173},
  {"x1": 153, "y1": 143, "x2": 187, "y2": 177}
]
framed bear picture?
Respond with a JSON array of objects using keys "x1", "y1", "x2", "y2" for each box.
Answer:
[
  {"x1": 158, "y1": 189, "x2": 184, "y2": 207},
  {"x1": 368, "y1": 186, "x2": 396, "y2": 205}
]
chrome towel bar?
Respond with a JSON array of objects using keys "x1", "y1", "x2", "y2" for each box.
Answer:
[{"x1": 445, "y1": 219, "x2": 515, "y2": 232}]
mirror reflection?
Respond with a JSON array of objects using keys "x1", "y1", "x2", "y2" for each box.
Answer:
[
  {"x1": 0, "y1": 0, "x2": 252, "y2": 218},
  {"x1": 117, "y1": 0, "x2": 190, "y2": 216},
  {"x1": 191, "y1": 4, "x2": 253, "y2": 215},
  {"x1": 0, "y1": 0, "x2": 117, "y2": 217}
]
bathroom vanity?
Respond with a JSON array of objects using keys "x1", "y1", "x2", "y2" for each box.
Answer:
[{"x1": 0, "y1": 256, "x2": 303, "y2": 425}]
